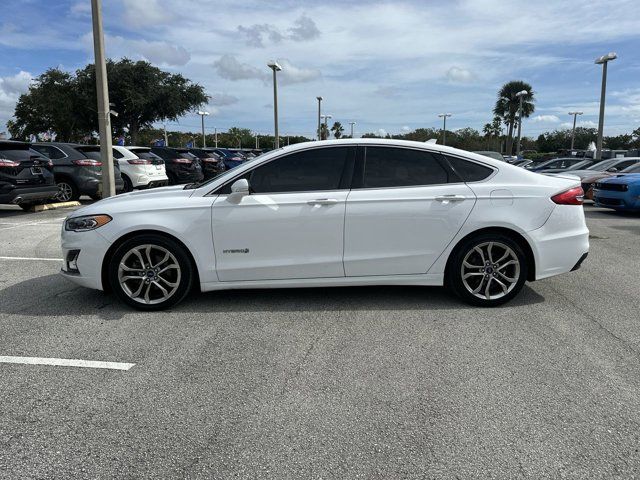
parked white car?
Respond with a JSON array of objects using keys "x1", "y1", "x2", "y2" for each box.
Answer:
[
  {"x1": 61, "y1": 139, "x2": 589, "y2": 310},
  {"x1": 112, "y1": 146, "x2": 169, "y2": 192}
]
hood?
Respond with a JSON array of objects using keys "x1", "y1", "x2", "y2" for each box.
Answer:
[
  {"x1": 598, "y1": 173, "x2": 640, "y2": 186},
  {"x1": 69, "y1": 185, "x2": 193, "y2": 217}
]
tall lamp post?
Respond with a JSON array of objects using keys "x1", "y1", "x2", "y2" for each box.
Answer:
[
  {"x1": 437, "y1": 113, "x2": 452, "y2": 146},
  {"x1": 568, "y1": 111, "x2": 583, "y2": 150},
  {"x1": 90, "y1": 0, "x2": 115, "y2": 198},
  {"x1": 514, "y1": 90, "x2": 529, "y2": 158},
  {"x1": 349, "y1": 121, "x2": 356, "y2": 138},
  {"x1": 267, "y1": 61, "x2": 282, "y2": 149},
  {"x1": 316, "y1": 96, "x2": 323, "y2": 140},
  {"x1": 197, "y1": 111, "x2": 209, "y2": 147},
  {"x1": 595, "y1": 52, "x2": 617, "y2": 160}
]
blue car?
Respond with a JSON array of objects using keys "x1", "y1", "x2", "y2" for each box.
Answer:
[
  {"x1": 593, "y1": 173, "x2": 640, "y2": 212},
  {"x1": 213, "y1": 148, "x2": 246, "y2": 170}
]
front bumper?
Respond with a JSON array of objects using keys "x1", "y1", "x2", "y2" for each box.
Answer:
[
  {"x1": 60, "y1": 227, "x2": 112, "y2": 290},
  {"x1": 593, "y1": 189, "x2": 640, "y2": 211}
]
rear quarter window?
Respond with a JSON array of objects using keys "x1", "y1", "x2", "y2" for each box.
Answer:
[{"x1": 444, "y1": 155, "x2": 494, "y2": 182}]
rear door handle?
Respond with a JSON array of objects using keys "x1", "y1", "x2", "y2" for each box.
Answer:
[
  {"x1": 435, "y1": 195, "x2": 466, "y2": 203},
  {"x1": 307, "y1": 198, "x2": 339, "y2": 206}
]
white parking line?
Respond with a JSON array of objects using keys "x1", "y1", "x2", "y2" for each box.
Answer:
[
  {"x1": 0, "y1": 219, "x2": 65, "y2": 230},
  {"x1": 0, "y1": 256, "x2": 62, "y2": 261},
  {"x1": 0, "y1": 356, "x2": 135, "y2": 371}
]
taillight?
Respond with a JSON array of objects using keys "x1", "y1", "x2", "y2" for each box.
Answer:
[
  {"x1": 173, "y1": 158, "x2": 192, "y2": 164},
  {"x1": 46, "y1": 159, "x2": 53, "y2": 167},
  {"x1": 551, "y1": 186, "x2": 584, "y2": 205},
  {"x1": 127, "y1": 159, "x2": 151, "y2": 165},
  {"x1": 73, "y1": 159, "x2": 102, "y2": 167},
  {"x1": 201, "y1": 157, "x2": 220, "y2": 163},
  {"x1": 0, "y1": 159, "x2": 20, "y2": 168}
]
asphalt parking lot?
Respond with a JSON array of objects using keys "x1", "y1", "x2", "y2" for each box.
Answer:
[{"x1": 1, "y1": 203, "x2": 639, "y2": 478}]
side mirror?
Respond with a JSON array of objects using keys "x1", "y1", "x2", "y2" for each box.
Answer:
[
  {"x1": 607, "y1": 167, "x2": 618, "y2": 172},
  {"x1": 230, "y1": 178, "x2": 249, "y2": 195}
]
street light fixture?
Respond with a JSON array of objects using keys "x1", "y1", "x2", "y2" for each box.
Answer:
[
  {"x1": 316, "y1": 96, "x2": 322, "y2": 141},
  {"x1": 267, "y1": 61, "x2": 282, "y2": 149},
  {"x1": 349, "y1": 121, "x2": 356, "y2": 138},
  {"x1": 568, "y1": 111, "x2": 583, "y2": 150},
  {"x1": 594, "y1": 52, "x2": 617, "y2": 160},
  {"x1": 514, "y1": 90, "x2": 529, "y2": 158},
  {"x1": 438, "y1": 113, "x2": 452, "y2": 146},
  {"x1": 197, "y1": 111, "x2": 209, "y2": 147}
]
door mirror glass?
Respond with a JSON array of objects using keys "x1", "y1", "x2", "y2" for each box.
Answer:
[{"x1": 231, "y1": 178, "x2": 249, "y2": 194}]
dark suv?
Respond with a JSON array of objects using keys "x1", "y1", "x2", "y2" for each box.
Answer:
[
  {"x1": 188, "y1": 148, "x2": 225, "y2": 180},
  {"x1": 150, "y1": 147, "x2": 203, "y2": 185},
  {"x1": 31, "y1": 142, "x2": 124, "y2": 201},
  {"x1": 0, "y1": 141, "x2": 58, "y2": 210}
]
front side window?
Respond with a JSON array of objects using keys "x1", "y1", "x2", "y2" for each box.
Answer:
[{"x1": 361, "y1": 147, "x2": 450, "y2": 188}]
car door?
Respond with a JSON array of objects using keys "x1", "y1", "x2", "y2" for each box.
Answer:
[
  {"x1": 343, "y1": 146, "x2": 476, "y2": 277},
  {"x1": 211, "y1": 146, "x2": 354, "y2": 282}
]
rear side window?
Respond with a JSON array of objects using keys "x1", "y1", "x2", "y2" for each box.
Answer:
[
  {"x1": 362, "y1": 147, "x2": 450, "y2": 188},
  {"x1": 112, "y1": 149, "x2": 124, "y2": 159},
  {"x1": 32, "y1": 145, "x2": 66, "y2": 159},
  {"x1": 0, "y1": 149, "x2": 33, "y2": 161},
  {"x1": 444, "y1": 155, "x2": 494, "y2": 182},
  {"x1": 249, "y1": 147, "x2": 350, "y2": 193}
]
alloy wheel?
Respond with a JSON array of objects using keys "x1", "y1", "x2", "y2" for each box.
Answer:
[
  {"x1": 56, "y1": 182, "x2": 73, "y2": 202},
  {"x1": 460, "y1": 241, "x2": 521, "y2": 301},
  {"x1": 117, "y1": 244, "x2": 181, "y2": 305}
]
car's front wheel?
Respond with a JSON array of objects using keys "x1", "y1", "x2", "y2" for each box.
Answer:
[
  {"x1": 108, "y1": 234, "x2": 194, "y2": 310},
  {"x1": 55, "y1": 179, "x2": 79, "y2": 202},
  {"x1": 447, "y1": 233, "x2": 528, "y2": 307}
]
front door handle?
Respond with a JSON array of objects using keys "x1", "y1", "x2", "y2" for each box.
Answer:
[
  {"x1": 435, "y1": 195, "x2": 466, "y2": 203},
  {"x1": 307, "y1": 198, "x2": 339, "y2": 206}
]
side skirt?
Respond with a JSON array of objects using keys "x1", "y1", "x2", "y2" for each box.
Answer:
[{"x1": 200, "y1": 273, "x2": 444, "y2": 292}]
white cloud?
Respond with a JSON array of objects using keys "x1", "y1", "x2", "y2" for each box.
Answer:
[
  {"x1": 533, "y1": 115, "x2": 560, "y2": 123},
  {"x1": 559, "y1": 120, "x2": 597, "y2": 129},
  {"x1": 209, "y1": 93, "x2": 239, "y2": 106},
  {"x1": 446, "y1": 66, "x2": 474, "y2": 83},
  {"x1": 121, "y1": 0, "x2": 170, "y2": 28},
  {"x1": 213, "y1": 55, "x2": 266, "y2": 81},
  {"x1": 288, "y1": 14, "x2": 321, "y2": 42},
  {"x1": 278, "y1": 59, "x2": 321, "y2": 85},
  {"x1": 81, "y1": 33, "x2": 190, "y2": 66},
  {"x1": 376, "y1": 128, "x2": 388, "y2": 137},
  {"x1": 401, "y1": 125, "x2": 411, "y2": 132},
  {"x1": 237, "y1": 24, "x2": 284, "y2": 48},
  {"x1": 0, "y1": 71, "x2": 32, "y2": 129},
  {"x1": 237, "y1": 14, "x2": 320, "y2": 48},
  {"x1": 69, "y1": 1, "x2": 91, "y2": 16}
]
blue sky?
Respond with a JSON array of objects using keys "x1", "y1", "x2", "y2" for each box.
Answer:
[{"x1": 1, "y1": 0, "x2": 640, "y2": 139}]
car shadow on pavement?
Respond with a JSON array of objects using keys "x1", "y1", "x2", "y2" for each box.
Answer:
[{"x1": 0, "y1": 274, "x2": 545, "y2": 319}]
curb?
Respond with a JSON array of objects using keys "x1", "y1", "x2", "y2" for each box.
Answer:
[{"x1": 31, "y1": 201, "x2": 81, "y2": 212}]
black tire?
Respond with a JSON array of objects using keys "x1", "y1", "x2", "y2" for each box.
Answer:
[
  {"x1": 55, "y1": 178, "x2": 79, "y2": 202},
  {"x1": 167, "y1": 172, "x2": 178, "y2": 185},
  {"x1": 122, "y1": 174, "x2": 134, "y2": 193},
  {"x1": 108, "y1": 234, "x2": 195, "y2": 311},
  {"x1": 446, "y1": 232, "x2": 528, "y2": 307},
  {"x1": 19, "y1": 203, "x2": 34, "y2": 211},
  {"x1": 89, "y1": 194, "x2": 101, "y2": 201}
]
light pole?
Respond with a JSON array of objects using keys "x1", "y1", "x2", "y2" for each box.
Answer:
[
  {"x1": 515, "y1": 90, "x2": 528, "y2": 158},
  {"x1": 255, "y1": 134, "x2": 259, "y2": 149},
  {"x1": 349, "y1": 121, "x2": 356, "y2": 138},
  {"x1": 214, "y1": 127, "x2": 218, "y2": 148},
  {"x1": 268, "y1": 61, "x2": 282, "y2": 149},
  {"x1": 320, "y1": 114, "x2": 332, "y2": 140},
  {"x1": 197, "y1": 111, "x2": 209, "y2": 148},
  {"x1": 90, "y1": 0, "x2": 116, "y2": 198},
  {"x1": 437, "y1": 113, "x2": 452, "y2": 146},
  {"x1": 595, "y1": 52, "x2": 617, "y2": 160},
  {"x1": 316, "y1": 96, "x2": 322, "y2": 141},
  {"x1": 568, "y1": 111, "x2": 583, "y2": 150}
]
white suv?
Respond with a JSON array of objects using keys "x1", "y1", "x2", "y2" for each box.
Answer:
[{"x1": 112, "y1": 146, "x2": 169, "y2": 192}]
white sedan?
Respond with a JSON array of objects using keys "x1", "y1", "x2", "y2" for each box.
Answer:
[{"x1": 60, "y1": 139, "x2": 589, "y2": 310}]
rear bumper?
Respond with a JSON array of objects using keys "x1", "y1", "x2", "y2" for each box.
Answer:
[{"x1": 0, "y1": 184, "x2": 58, "y2": 204}]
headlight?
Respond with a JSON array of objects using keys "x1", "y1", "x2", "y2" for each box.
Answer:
[{"x1": 65, "y1": 214, "x2": 112, "y2": 232}]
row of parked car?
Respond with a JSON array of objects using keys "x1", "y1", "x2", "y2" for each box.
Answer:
[
  {"x1": 0, "y1": 140, "x2": 260, "y2": 209},
  {"x1": 475, "y1": 151, "x2": 640, "y2": 212}
]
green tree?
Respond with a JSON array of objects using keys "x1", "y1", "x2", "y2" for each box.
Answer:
[
  {"x1": 330, "y1": 121, "x2": 344, "y2": 139},
  {"x1": 493, "y1": 81, "x2": 535, "y2": 155},
  {"x1": 320, "y1": 123, "x2": 330, "y2": 140}
]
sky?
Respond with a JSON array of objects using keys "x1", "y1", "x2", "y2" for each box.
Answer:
[{"x1": 1, "y1": 0, "x2": 640, "y2": 139}]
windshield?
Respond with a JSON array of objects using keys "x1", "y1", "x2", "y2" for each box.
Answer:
[
  {"x1": 78, "y1": 149, "x2": 102, "y2": 160},
  {"x1": 587, "y1": 159, "x2": 617, "y2": 171}
]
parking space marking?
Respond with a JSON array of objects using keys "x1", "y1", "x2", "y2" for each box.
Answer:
[
  {"x1": 0, "y1": 256, "x2": 62, "y2": 261},
  {"x1": 0, "y1": 356, "x2": 135, "y2": 371},
  {"x1": 0, "y1": 218, "x2": 65, "y2": 230}
]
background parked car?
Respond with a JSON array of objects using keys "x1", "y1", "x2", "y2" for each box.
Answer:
[
  {"x1": 581, "y1": 161, "x2": 640, "y2": 199},
  {"x1": 31, "y1": 142, "x2": 124, "y2": 201},
  {"x1": 593, "y1": 173, "x2": 640, "y2": 212},
  {"x1": 212, "y1": 148, "x2": 246, "y2": 169},
  {"x1": 150, "y1": 146, "x2": 203, "y2": 185},
  {"x1": 112, "y1": 146, "x2": 168, "y2": 192},
  {"x1": 188, "y1": 148, "x2": 226, "y2": 180},
  {"x1": 565, "y1": 157, "x2": 640, "y2": 181},
  {"x1": 0, "y1": 140, "x2": 58, "y2": 210},
  {"x1": 527, "y1": 157, "x2": 594, "y2": 173}
]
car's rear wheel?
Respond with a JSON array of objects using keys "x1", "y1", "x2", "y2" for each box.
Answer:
[
  {"x1": 447, "y1": 233, "x2": 528, "y2": 307},
  {"x1": 55, "y1": 179, "x2": 79, "y2": 202},
  {"x1": 108, "y1": 234, "x2": 194, "y2": 310},
  {"x1": 122, "y1": 174, "x2": 133, "y2": 192}
]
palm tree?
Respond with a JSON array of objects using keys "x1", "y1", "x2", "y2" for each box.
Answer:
[
  {"x1": 331, "y1": 121, "x2": 344, "y2": 139},
  {"x1": 320, "y1": 123, "x2": 329, "y2": 140},
  {"x1": 493, "y1": 81, "x2": 535, "y2": 155}
]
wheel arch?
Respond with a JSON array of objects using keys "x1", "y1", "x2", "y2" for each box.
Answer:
[
  {"x1": 444, "y1": 227, "x2": 536, "y2": 282},
  {"x1": 101, "y1": 229, "x2": 201, "y2": 293}
]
